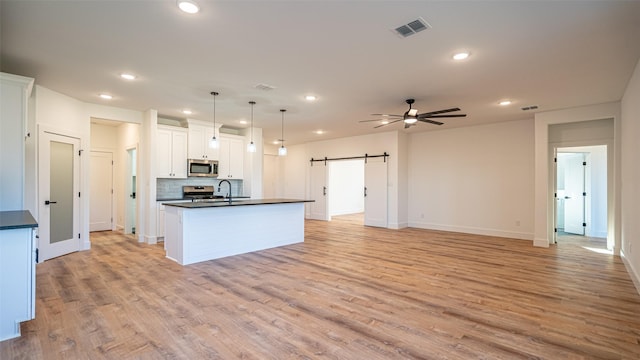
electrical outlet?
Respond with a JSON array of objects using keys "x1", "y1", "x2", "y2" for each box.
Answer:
[{"x1": 515, "y1": 220, "x2": 521, "y2": 227}]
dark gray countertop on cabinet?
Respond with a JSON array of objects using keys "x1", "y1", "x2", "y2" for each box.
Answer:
[
  {"x1": 0, "y1": 210, "x2": 38, "y2": 230},
  {"x1": 163, "y1": 198, "x2": 313, "y2": 208}
]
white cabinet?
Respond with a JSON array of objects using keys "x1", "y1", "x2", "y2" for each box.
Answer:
[
  {"x1": 218, "y1": 135, "x2": 244, "y2": 179},
  {"x1": 188, "y1": 124, "x2": 218, "y2": 160},
  {"x1": 0, "y1": 73, "x2": 34, "y2": 211},
  {"x1": 157, "y1": 200, "x2": 184, "y2": 239},
  {"x1": 0, "y1": 211, "x2": 37, "y2": 341},
  {"x1": 157, "y1": 126, "x2": 188, "y2": 179}
]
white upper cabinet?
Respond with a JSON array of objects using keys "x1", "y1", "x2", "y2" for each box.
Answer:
[
  {"x1": 218, "y1": 135, "x2": 244, "y2": 179},
  {"x1": 157, "y1": 125, "x2": 188, "y2": 179},
  {"x1": 0, "y1": 73, "x2": 34, "y2": 211},
  {"x1": 188, "y1": 123, "x2": 218, "y2": 160}
]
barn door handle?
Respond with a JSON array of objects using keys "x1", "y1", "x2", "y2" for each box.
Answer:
[
  {"x1": 323, "y1": 186, "x2": 327, "y2": 196},
  {"x1": 45, "y1": 200, "x2": 57, "y2": 205},
  {"x1": 364, "y1": 187, "x2": 367, "y2": 197}
]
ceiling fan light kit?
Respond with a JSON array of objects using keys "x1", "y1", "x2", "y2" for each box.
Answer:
[{"x1": 361, "y1": 98, "x2": 466, "y2": 129}]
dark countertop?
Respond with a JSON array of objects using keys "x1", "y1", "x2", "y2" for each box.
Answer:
[
  {"x1": 157, "y1": 196, "x2": 251, "y2": 202},
  {"x1": 0, "y1": 210, "x2": 38, "y2": 230},
  {"x1": 163, "y1": 198, "x2": 314, "y2": 209}
]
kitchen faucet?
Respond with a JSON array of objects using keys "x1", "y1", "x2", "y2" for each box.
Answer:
[{"x1": 218, "y1": 180, "x2": 232, "y2": 203}]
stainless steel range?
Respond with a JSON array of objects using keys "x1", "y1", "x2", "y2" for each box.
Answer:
[{"x1": 182, "y1": 186, "x2": 222, "y2": 202}]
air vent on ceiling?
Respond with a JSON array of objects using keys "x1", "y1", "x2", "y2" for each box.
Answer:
[
  {"x1": 255, "y1": 83, "x2": 276, "y2": 91},
  {"x1": 521, "y1": 105, "x2": 539, "y2": 111},
  {"x1": 393, "y1": 17, "x2": 431, "y2": 38}
]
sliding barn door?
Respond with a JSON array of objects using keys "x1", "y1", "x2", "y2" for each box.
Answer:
[
  {"x1": 308, "y1": 162, "x2": 328, "y2": 220},
  {"x1": 364, "y1": 157, "x2": 388, "y2": 227}
]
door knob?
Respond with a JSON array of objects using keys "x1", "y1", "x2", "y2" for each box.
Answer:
[{"x1": 44, "y1": 200, "x2": 57, "y2": 205}]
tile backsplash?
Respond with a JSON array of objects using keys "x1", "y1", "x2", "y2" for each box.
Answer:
[{"x1": 157, "y1": 178, "x2": 244, "y2": 199}]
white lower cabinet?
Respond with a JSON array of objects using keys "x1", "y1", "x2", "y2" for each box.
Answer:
[
  {"x1": 0, "y1": 213, "x2": 37, "y2": 341},
  {"x1": 157, "y1": 200, "x2": 185, "y2": 240}
]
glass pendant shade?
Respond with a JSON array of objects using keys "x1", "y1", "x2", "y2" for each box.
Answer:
[
  {"x1": 247, "y1": 141, "x2": 256, "y2": 153},
  {"x1": 209, "y1": 136, "x2": 219, "y2": 149},
  {"x1": 278, "y1": 145, "x2": 287, "y2": 156}
]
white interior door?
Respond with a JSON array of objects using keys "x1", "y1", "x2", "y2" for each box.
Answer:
[
  {"x1": 364, "y1": 157, "x2": 388, "y2": 227},
  {"x1": 563, "y1": 153, "x2": 585, "y2": 235},
  {"x1": 90, "y1": 151, "x2": 113, "y2": 231},
  {"x1": 125, "y1": 147, "x2": 137, "y2": 234},
  {"x1": 38, "y1": 131, "x2": 80, "y2": 261},
  {"x1": 308, "y1": 163, "x2": 328, "y2": 220}
]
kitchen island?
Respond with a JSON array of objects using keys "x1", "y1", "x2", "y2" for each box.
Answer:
[{"x1": 163, "y1": 199, "x2": 313, "y2": 265}]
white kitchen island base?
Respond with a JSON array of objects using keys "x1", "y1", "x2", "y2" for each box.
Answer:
[{"x1": 164, "y1": 200, "x2": 307, "y2": 265}]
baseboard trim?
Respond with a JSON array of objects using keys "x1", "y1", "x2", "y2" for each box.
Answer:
[
  {"x1": 409, "y1": 221, "x2": 533, "y2": 241},
  {"x1": 621, "y1": 249, "x2": 640, "y2": 296}
]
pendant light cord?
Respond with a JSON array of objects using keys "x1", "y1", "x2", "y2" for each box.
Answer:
[{"x1": 211, "y1": 91, "x2": 218, "y2": 136}]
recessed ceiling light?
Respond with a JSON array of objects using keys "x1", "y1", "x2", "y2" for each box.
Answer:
[
  {"x1": 381, "y1": 120, "x2": 389, "y2": 125},
  {"x1": 499, "y1": 100, "x2": 512, "y2": 106},
  {"x1": 305, "y1": 95, "x2": 317, "y2": 101},
  {"x1": 453, "y1": 52, "x2": 470, "y2": 60},
  {"x1": 315, "y1": 130, "x2": 324, "y2": 135},
  {"x1": 273, "y1": 140, "x2": 280, "y2": 145},
  {"x1": 182, "y1": 109, "x2": 192, "y2": 115},
  {"x1": 178, "y1": 0, "x2": 199, "y2": 14},
  {"x1": 239, "y1": 120, "x2": 247, "y2": 125},
  {"x1": 99, "y1": 94, "x2": 113, "y2": 100},
  {"x1": 120, "y1": 73, "x2": 136, "y2": 80}
]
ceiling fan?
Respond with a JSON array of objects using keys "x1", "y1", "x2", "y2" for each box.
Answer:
[{"x1": 361, "y1": 99, "x2": 466, "y2": 129}]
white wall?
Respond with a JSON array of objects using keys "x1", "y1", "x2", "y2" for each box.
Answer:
[
  {"x1": 328, "y1": 160, "x2": 364, "y2": 216},
  {"x1": 408, "y1": 119, "x2": 535, "y2": 240},
  {"x1": 621, "y1": 58, "x2": 640, "y2": 290}
]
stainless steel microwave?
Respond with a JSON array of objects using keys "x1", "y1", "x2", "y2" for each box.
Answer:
[{"x1": 187, "y1": 159, "x2": 218, "y2": 177}]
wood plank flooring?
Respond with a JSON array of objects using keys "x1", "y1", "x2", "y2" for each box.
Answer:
[{"x1": 2, "y1": 217, "x2": 640, "y2": 359}]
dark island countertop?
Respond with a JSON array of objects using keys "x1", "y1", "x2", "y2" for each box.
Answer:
[
  {"x1": 0, "y1": 210, "x2": 38, "y2": 230},
  {"x1": 163, "y1": 198, "x2": 314, "y2": 209}
]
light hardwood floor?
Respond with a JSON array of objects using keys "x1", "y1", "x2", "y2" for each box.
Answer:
[{"x1": 2, "y1": 217, "x2": 640, "y2": 359}]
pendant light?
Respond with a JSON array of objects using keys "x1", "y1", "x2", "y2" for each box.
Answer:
[
  {"x1": 247, "y1": 101, "x2": 256, "y2": 153},
  {"x1": 278, "y1": 109, "x2": 287, "y2": 156},
  {"x1": 209, "y1": 91, "x2": 219, "y2": 149}
]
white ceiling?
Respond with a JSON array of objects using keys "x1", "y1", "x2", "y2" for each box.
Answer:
[{"x1": 2, "y1": 1, "x2": 640, "y2": 145}]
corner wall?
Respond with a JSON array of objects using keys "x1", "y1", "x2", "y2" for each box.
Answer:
[{"x1": 621, "y1": 58, "x2": 640, "y2": 291}]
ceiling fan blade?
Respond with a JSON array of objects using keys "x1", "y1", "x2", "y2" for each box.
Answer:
[
  {"x1": 419, "y1": 114, "x2": 467, "y2": 119},
  {"x1": 360, "y1": 119, "x2": 387, "y2": 122},
  {"x1": 418, "y1": 119, "x2": 444, "y2": 125},
  {"x1": 418, "y1": 107, "x2": 461, "y2": 116},
  {"x1": 371, "y1": 113, "x2": 403, "y2": 117},
  {"x1": 374, "y1": 119, "x2": 403, "y2": 128}
]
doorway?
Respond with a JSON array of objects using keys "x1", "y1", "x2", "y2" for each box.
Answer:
[
  {"x1": 308, "y1": 156, "x2": 388, "y2": 228},
  {"x1": 90, "y1": 151, "x2": 113, "y2": 231},
  {"x1": 38, "y1": 130, "x2": 81, "y2": 261},
  {"x1": 125, "y1": 147, "x2": 137, "y2": 235},
  {"x1": 555, "y1": 145, "x2": 608, "y2": 248}
]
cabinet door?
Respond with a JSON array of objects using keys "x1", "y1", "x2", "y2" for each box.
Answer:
[
  {"x1": 218, "y1": 137, "x2": 231, "y2": 178},
  {"x1": 188, "y1": 126, "x2": 206, "y2": 160},
  {"x1": 228, "y1": 138, "x2": 244, "y2": 179},
  {"x1": 156, "y1": 128, "x2": 172, "y2": 178},
  {"x1": 172, "y1": 131, "x2": 188, "y2": 178}
]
